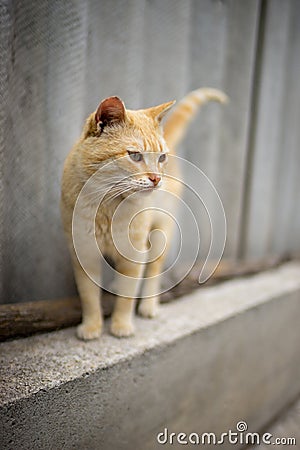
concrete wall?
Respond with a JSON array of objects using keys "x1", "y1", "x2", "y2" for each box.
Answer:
[
  {"x1": 1, "y1": 0, "x2": 300, "y2": 303},
  {"x1": 1, "y1": 262, "x2": 300, "y2": 449}
]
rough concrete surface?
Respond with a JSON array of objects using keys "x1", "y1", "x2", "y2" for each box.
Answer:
[
  {"x1": 0, "y1": 262, "x2": 300, "y2": 450},
  {"x1": 250, "y1": 395, "x2": 300, "y2": 449},
  {"x1": 248, "y1": 395, "x2": 300, "y2": 450}
]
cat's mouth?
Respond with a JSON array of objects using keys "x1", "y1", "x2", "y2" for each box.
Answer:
[
  {"x1": 123, "y1": 185, "x2": 158, "y2": 197},
  {"x1": 118, "y1": 181, "x2": 161, "y2": 198},
  {"x1": 137, "y1": 184, "x2": 160, "y2": 193}
]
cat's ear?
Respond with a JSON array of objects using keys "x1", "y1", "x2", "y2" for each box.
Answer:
[
  {"x1": 147, "y1": 101, "x2": 176, "y2": 124},
  {"x1": 95, "y1": 96, "x2": 127, "y2": 127}
]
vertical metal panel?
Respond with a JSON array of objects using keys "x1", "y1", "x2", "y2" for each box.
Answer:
[
  {"x1": 1, "y1": 1, "x2": 88, "y2": 303},
  {"x1": 1, "y1": 1, "x2": 49, "y2": 303},
  {"x1": 1, "y1": 0, "x2": 300, "y2": 304},
  {"x1": 270, "y1": 0, "x2": 300, "y2": 256},
  {"x1": 0, "y1": 1, "x2": 12, "y2": 303},
  {"x1": 84, "y1": 0, "x2": 146, "y2": 113},
  {"x1": 43, "y1": 0, "x2": 89, "y2": 301},
  {"x1": 182, "y1": 0, "x2": 260, "y2": 260},
  {"x1": 141, "y1": 0, "x2": 191, "y2": 107},
  {"x1": 241, "y1": 0, "x2": 300, "y2": 259}
]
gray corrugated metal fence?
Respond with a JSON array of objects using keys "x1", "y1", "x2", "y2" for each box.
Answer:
[{"x1": 0, "y1": 0, "x2": 299, "y2": 304}]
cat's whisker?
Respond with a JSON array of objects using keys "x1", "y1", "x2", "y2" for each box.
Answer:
[
  {"x1": 83, "y1": 179, "x2": 127, "y2": 198},
  {"x1": 82, "y1": 179, "x2": 131, "y2": 204},
  {"x1": 103, "y1": 184, "x2": 133, "y2": 204},
  {"x1": 103, "y1": 188, "x2": 129, "y2": 203}
]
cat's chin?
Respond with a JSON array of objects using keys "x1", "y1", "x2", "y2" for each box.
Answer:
[
  {"x1": 120, "y1": 189, "x2": 154, "y2": 201},
  {"x1": 122, "y1": 186, "x2": 159, "y2": 198},
  {"x1": 136, "y1": 187, "x2": 158, "y2": 196}
]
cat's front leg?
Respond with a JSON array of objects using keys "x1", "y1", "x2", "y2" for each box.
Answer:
[
  {"x1": 69, "y1": 246, "x2": 103, "y2": 340},
  {"x1": 111, "y1": 259, "x2": 145, "y2": 337},
  {"x1": 75, "y1": 269, "x2": 102, "y2": 340}
]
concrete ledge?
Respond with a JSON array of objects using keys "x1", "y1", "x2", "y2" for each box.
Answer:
[{"x1": 1, "y1": 262, "x2": 300, "y2": 449}]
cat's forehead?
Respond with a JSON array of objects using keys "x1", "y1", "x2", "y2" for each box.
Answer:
[
  {"x1": 125, "y1": 110, "x2": 167, "y2": 152},
  {"x1": 127, "y1": 135, "x2": 167, "y2": 153}
]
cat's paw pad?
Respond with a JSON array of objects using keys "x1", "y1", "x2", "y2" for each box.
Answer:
[
  {"x1": 138, "y1": 300, "x2": 159, "y2": 318},
  {"x1": 110, "y1": 319, "x2": 135, "y2": 338},
  {"x1": 76, "y1": 323, "x2": 102, "y2": 341}
]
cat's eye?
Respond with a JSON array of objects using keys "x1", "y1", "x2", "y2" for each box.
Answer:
[
  {"x1": 158, "y1": 153, "x2": 167, "y2": 163},
  {"x1": 128, "y1": 151, "x2": 143, "y2": 162}
]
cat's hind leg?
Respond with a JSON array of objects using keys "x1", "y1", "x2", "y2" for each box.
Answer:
[
  {"x1": 138, "y1": 258, "x2": 163, "y2": 318},
  {"x1": 138, "y1": 226, "x2": 169, "y2": 318}
]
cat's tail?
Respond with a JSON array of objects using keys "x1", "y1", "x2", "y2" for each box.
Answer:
[{"x1": 163, "y1": 88, "x2": 228, "y2": 151}]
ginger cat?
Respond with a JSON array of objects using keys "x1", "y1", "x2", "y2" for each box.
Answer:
[{"x1": 61, "y1": 88, "x2": 227, "y2": 340}]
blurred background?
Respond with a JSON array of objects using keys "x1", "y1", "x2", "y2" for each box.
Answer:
[{"x1": 0, "y1": 0, "x2": 300, "y2": 305}]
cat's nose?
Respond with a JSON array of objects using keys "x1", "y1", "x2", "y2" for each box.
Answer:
[{"x1": 148, "y1": 174, "x2": 161, "y2": 186}]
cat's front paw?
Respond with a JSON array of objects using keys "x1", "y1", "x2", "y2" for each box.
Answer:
[
  {"x1": 110, "y1": 318, "x2": 135, "y2": 338},
  {"x1": 138, "y1": 298, "x2": 159, "y2": 318},
  {"x1": 76, "y1": 322, "x2": 102, "y2": 341}
]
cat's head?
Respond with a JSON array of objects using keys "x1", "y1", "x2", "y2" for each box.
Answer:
[{"x1": 79, "y1": 96, "x2": 175, "y2": 197}]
